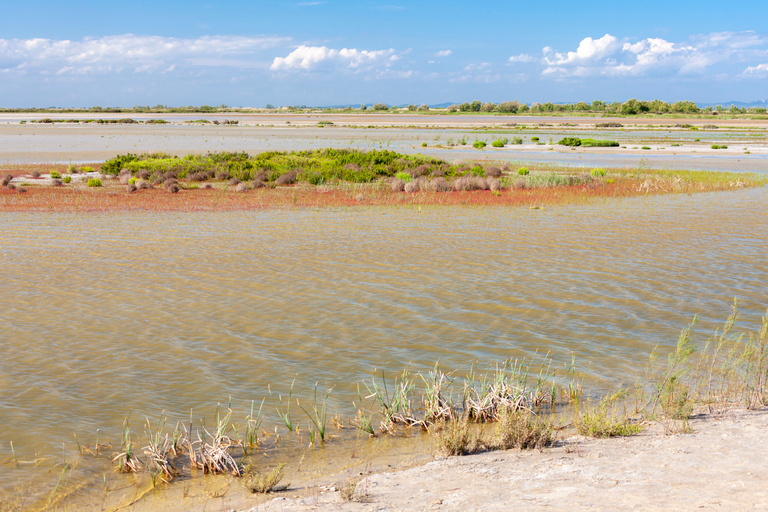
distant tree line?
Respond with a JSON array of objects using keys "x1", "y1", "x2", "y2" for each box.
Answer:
[
  {"x1": 1, "y1": 100, "x2": 765, "y2": 115},
  {"x1": 445, "y1": 99, "x2": 766, "y2": 115}
]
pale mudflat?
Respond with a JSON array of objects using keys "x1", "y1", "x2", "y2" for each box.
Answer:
[{"x1": 249, "y1": 408, "x2": 768, "y2": 512}]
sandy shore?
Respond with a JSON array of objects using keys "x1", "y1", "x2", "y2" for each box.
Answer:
[{"x1": 247, "y1": 407, "x2": 768, "y2": 511}]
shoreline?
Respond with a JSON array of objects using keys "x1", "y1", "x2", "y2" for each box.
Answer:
[{"x1": 247, "y1": 406, "x2": 768, "y2": 511}]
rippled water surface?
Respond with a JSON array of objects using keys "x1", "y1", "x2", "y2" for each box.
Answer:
[{"x1": 1, "y1": 188, "x2": 768, "y2": 502}]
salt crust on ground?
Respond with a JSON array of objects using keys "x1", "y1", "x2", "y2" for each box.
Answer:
[{"x1": 246, "y1": 408, "x2": 768, "y2": 511}]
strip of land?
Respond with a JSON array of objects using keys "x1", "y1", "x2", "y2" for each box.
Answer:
[{"x1": 247, "y1": 407, "x2": 768, "y2": 512}]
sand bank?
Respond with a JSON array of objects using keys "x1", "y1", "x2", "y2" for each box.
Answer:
[{"x1": 247, "y1": 408, "x2": 768, "y2": 511}]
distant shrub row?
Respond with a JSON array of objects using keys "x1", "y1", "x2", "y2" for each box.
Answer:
[{"x1": 558, "y1": 137, "x2": 619, "y2": 147}]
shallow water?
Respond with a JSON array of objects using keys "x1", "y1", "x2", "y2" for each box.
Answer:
[
  {"x1": 1, "y1": 188, "x2": 768, "y2": 504},
  {"x1": 1, "y1": 122, "x2": 766, "y2": 172}
]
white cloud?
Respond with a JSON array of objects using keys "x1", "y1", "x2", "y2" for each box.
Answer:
[
  {"x1": 744, "y1": 63, "x2": 768, "y2": 75},
  {"x1": 0, "y1": 34, "x2": 288, "y2": 75},
  {"x1": 270, "y1": 45, "x2": 397, "y2": 72},
  {"x1": 544, "y1": 34, "x2": 619, "y2": 67},
  {"x1": 434, "y1": 50, "x2": 452, "y2": 57},
  {"x1": 508, "y1": 53, "x2": 535, "y2": 63},
  {"x1": 540, "y1": 31, "x2": 768, "y2": 78}
]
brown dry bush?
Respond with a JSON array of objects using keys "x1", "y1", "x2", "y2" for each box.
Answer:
[
  {"x1": 126, "y1": 183, "x2": 137, "y2": 193},
  {"x1": 166, "y1": 184, "x2": 181, "y2": 194},
  {"x1": 426, "y1": 177, "x2": 452, "y2": 192},
  {"x1": 276, "y1": 170, "x2": 297, "y2": 186},
  {"x1": 431, "y1": 168, "x2": 445, "y2": 178},
  {"x1": 1, "y1": 174, "x2": 12, "y2": 186},
  {"x1": 485, "y1": 167, "x2": 502, "y2": 178},
  {"x1": 228, "y1": 177, "x2": 240, "y2": 186},
  {"x1": 137, "y1": 170, "x2": 150, "y2": 180},
  {"x1": 390, "y1": 178, "x2": 405, "y2": 192},
  {"x1": 30, "y1": 171, "x2": 40, "y2": 178}
]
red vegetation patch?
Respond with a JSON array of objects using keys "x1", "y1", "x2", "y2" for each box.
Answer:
[{"x1": 0, "y1": 179, "x2": 701, "y2": 213}]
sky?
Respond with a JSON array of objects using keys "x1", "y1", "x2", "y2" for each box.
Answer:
[{"x1": 1, "y1": 0, "x2": 767, "y2": 107}]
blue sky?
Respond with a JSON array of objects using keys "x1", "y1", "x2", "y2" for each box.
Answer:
[{"x1": 1, "y1": 0, "x2": 767, "y2": 107}]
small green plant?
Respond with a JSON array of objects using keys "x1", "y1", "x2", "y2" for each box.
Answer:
[
  {"x1": 298, "y1": 384, "x2": 332, "y2": 444},
  {"x1": 574, "y1": 395, "x2": 643, "y2": 438},
  {"x1": 511, "y1": 136, "x2": 523, "y2": 145},
  {"x1": 421, "y1": 142, "x2": 427, "y2": 147},
  {"x1": 491, "y1": 139, "x2": 504, "y2": 147},
  {"x1": 641, "y1": 146, "x2": 651, "y2": 150},
  {"x1": 473, "y1": 140, "x2": 487, "y2": 149},
  {"x1": 395, "y1": 171, "x2": 412, "y2": 183},
  {"x1": 590, "y1": 168, "x2": 606, "y2": 177},
  {"x1": 87, "y1": 178, "x2": 102, "y2": 187},
  {"x1": 67, "y1": 164, "x2": 79, "y2": 174},
  {"x1": 269, "y1": 380, "x2": 295, "y2": 431},
  {"x1": 531, "y1": 136, "x2": 540, "y2": 142},
  {"x1": 711, "y1": 144, "x2": 728, "y2": 149},
  {"x1": 517, "y1": 168, "x2": 529, "y2": 176},
  {"x1": 50, "y1": 171, "x2": 61, "y2": 179},
  {"x1": 80, "y1": 166, "x2": 95, "y2": 173},
  {"x1": 62, "y1": 176, "x2": 72, "y2": 184},
  {"x1": 129, "y1": 177, "x2": 137, "y2": 185}
]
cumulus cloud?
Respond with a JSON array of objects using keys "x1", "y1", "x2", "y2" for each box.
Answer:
[
  {"x1": 540, "y1": 31, "x2": 768, "y2": 77},
  {"x1": 270, "y1": 45, "x2": 398, "y2": 72},
  {"x1": 434, "y1": 50, "x2": 452, "y2": 57},
  {"x1": 508, "y1": 53, "x2": 535, "y2": 63},
  {"x1": 0, "y1": 34, "x2": 288, "y2": 75}
]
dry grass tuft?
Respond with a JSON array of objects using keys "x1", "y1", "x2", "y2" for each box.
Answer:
[
  {"x1": 244, "y1": 463, "x2": 289, "y2": 493},
  {"x1": 431, "y1": 415, "x2": 483, "y2": 456},
  {"x1": 492, "y1": 408, "x2": 555, "y2": 450}
]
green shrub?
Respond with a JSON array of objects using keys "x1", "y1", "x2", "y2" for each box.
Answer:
[
  {"x1": 558, "y1": 137, "x2": 619, "y2": 148},
  {"x1": 580, "y1": 139, "x2": 619, "y2": 147},
  {"x1": 491, "y1": 139, "x2": 505, "y2": 148},
  {"x1": 87, "y1": 178, "x2": 102, "y2": 187},
  {"x1": 395, "y1": 171, "x2": 412, "y2": 183},
  {"x1": 80, "y1": 166, "x2": 95, "y2": 173},
  {"x1": 711, "y1": 144, "x2": 728, "y2": 149},
  {"x1": 511, "y1": 136, "x2": 523, "y2": 145},
  {"x1": 558, "y1": 137, "x2": 582, "y2": 146},
  {"x1": 641, "y1": 146, "x2": 651, "y2": 150},
  {"x1": 50, "y1": 171, "x2": 61, "y2": 179},
  {"x1": 531, "y1": 136, "x2": 540, "y2": 142},
  {"x1": 472, "y1": 140, "x2": 487, "y2": 149},
  {"x1": 517, "y1": 168, "x2": 529, "y2": 175},
  {"x1": 67, "y1": 164, "x2": 79, "y2": 174},
  {"x1": 422, "y1": 142, "x2": 427, "y2": 147},
  {"x1": 62, "y1": 176, "x2": 72, "y2": 184},
  {"x1": 590, "y1": 168, "x2": 606, "y2": 177},
  {"x1": 372, "y1": 103, "x2": 388, "y2": 111},
  {"x1": 129, "y1": 177, "x2": 137, "y2": 185},
  {"x1": 470, "y1": 165, "x2": 485, "y2": 176}
]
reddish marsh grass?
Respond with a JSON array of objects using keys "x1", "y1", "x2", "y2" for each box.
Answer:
[{"x1": 0, "y1": 171, "x2": 761, "y2": 212}]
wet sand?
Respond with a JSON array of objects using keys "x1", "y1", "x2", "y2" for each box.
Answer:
[{"x1": 247, "y1": 407, "x2": 768, "y2": 512}]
